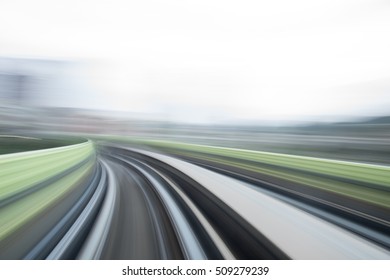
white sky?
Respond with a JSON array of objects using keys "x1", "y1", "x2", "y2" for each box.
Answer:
[{"x1": 1, "y1": 0, "x2": 390, "y2": 123}]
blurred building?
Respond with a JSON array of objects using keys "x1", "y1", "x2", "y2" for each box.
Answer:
[
  {"x1": 0, "y1": 57, "x2": 72, "y2": 107},
  {"x1": 0, "y1": 57, "x2": 100, "y2": 133}
]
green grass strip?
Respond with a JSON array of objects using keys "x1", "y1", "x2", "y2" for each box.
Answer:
[
  {"x1": 176, "y1": 151, "x2": 390, "y2": 208},
  {"x1": 110, "y1": 137, "x2": 389, "y2": 208},
  {"x1": 0, "y1": 140, "x2": 95, "y2": 201},
  {"x1": 139, "y1": 139, "x2": 390, "y2": 188},
  {"x1": 0, "y1": 160, "x2": 94, "y2": 241}
]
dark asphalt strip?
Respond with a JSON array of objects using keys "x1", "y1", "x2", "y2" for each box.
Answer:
[
  {"x1": 97, "y1": 158, "x2": 183, "y2": 259},
  {"x1": 117, "y1": 156, "x2": 215, "y2": 259},
  {"x1": 127, "y1": 156, "x2": 225, "y2": 259},
  {"x1": 107, "y1": 147, "x2": 289, "y2": 260}
]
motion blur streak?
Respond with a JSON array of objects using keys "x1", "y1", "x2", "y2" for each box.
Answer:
[
  {"x1": 77, "y1": 160, "x2": 117, "y2": 259},
  {"x1": 120, "y1": 146, "x2": 390, "y2": 259},
  {"x1": 0, "y1": 137, "x2": 389, "y2": 259},
  {"x1": 47, "y1": 162, "x2": 107, "y2": 259},
  {"x1": 1, "y1": 0, "x2": 390, "y2": 261},
  {"x1": 0, "y1": 140, "x2": 95, "y2": 259},
  {"x1": 123, "y1": 158, "x2": 207, "y2": 259}
]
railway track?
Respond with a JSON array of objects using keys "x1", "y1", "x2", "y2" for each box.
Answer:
[{"x1": 1, "y1": 143, "x2": 389, "y2": 259}]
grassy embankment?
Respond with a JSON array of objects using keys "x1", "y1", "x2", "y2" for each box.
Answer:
[
  {"x1": 108, "y1": 137, "x2": 390, "y2": 208},
  {"x1": 0, "y1": 139, "x2": 95, "y2": 241},
  {"x1": 0, "y1": 135, "x2": 86, "y2": 155}
]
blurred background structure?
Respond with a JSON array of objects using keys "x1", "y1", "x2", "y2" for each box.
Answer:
[{"x1": 1, "y1": 53, "x2": 390, "y2": 163}]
